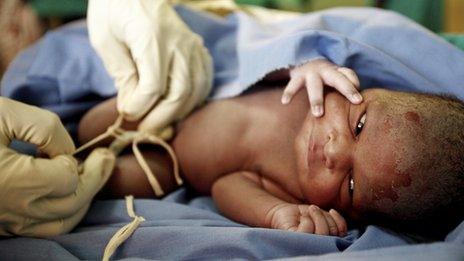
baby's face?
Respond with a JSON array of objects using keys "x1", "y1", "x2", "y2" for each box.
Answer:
[{"x1": 295, "y1": 89, "x2": 424, "y2": 218}]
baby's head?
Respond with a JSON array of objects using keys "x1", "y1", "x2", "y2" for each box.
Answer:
[{"x1": 295, "y1": 88, "x2": 464, "y2": 238}]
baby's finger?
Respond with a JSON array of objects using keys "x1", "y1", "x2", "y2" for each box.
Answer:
[
  {"x1": 297, "y1": 215, "x2": 315, "y2": 234},
  {"x1": 308, "y1": 205, "x2": 329, "y2": 235},
  {"x1": 287, "y1": 226, "x2": 298, "y2": 232},
  {"x1": 337, "y1": 67, "x2": 360, "y2": 89},
  {"x1": 282, "y1": 77, "x2": 304, "y2": 104},
  {"x1": 321, "y1": 69, "x2": 362, "y2": 104},
  {"x1": 305, "y1": 73, "x2": 324, "y2": 117},
  {"x1": 329, "y1": 209, "x2": 348, "y2": 236},
  {"x1": 322, "y1": 211, "x2": 339, "y2": 236}
]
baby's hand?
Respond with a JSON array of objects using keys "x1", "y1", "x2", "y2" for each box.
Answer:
[
  {"x1": 267, "y1": 203, "x2": 347, "y2": 236},
  {"x1": 281, "y1": 59, "x2": 362, "y2": 117}
]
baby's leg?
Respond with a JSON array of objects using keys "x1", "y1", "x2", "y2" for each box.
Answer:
[{"x1": 79, "y1": 98, "x2": 178, "y2": 198}]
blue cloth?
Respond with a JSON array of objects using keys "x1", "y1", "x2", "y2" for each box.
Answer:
[
  {"x1": 0, "y1": 188, "x2": 463, "y2": 260},
  {"x1": 1, "y1": 6, "x2": 464, "y2": 261}
]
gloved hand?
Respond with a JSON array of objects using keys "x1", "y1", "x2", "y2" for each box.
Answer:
[
  {"x1": 281, "y1": 59, "x2": 362, "y2": 117},
  {"x1": 0, "y1": 97, "x2": 115, "y2": 237},
  {"x1": 87, "y1": 0, "x2": 213, "y2": 136}
]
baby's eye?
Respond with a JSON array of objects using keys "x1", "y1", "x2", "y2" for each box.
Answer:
[
  {"x1": 354, "y1": 113, "x2": 366, "y2": 136},
  {"x1": 349, "y1": 176, "x2": 354, "y2": 198}
]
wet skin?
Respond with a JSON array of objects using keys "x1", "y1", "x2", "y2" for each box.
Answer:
[{"x1": 295, "y1": 88, "x2": 421, "y2": 218}]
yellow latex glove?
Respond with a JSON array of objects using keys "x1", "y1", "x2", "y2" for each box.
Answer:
[
  {"x1": 87, "y1": 0, "x2": 213, "y2": 136},
  {"x1": 0, "y1": 97, "x2": 115, "y2": 237}
]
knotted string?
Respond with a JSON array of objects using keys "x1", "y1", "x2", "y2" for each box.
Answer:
[
  {"x1": 73, "y1": 115, "x2": 125, "y2": 155},
  {"x1": 74, "y1": 115, "x2": 183, "y2": 260},
  {"x1": 102, "y1": 195, "x2": 145, "y2": 261},
  {"x1": 74, "y1": 115, "x2": 183, "y2": 196},
  {"x1": 131, "y1": 131, "x2": 183, "y2": 196}
]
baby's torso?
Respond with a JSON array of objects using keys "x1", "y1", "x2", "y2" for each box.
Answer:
[{"x1": 173, "y1": 87, "x2": 309, "y2": 200}]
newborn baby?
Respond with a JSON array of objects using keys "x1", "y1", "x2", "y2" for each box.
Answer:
[{"x1": 78, "y1": 62, "x2": 464, "y2": 239}]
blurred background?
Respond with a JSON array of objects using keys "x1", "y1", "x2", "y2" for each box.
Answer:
[{"x1": 1, "y1": 0, "x2": 463, "y2": 77}]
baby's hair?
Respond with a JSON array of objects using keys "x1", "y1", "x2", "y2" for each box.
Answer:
[{"x1": 365, "y1": 90, "x2": 464, "y2": 239}]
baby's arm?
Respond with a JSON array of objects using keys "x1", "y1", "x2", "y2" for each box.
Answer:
[{"x1": 213, "y1": 171, "x2": 347, "y2": 236}]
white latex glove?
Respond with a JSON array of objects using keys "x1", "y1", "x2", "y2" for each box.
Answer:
[
  {"x1": 87, "y1": 0, "x2": 213, "y2": 135},
  {"x1": 281, "y1": 59, "x2": 362, "y2": 117},
  {"x1": 0, "y1": 97, "x2": 115, "y2": 237}
]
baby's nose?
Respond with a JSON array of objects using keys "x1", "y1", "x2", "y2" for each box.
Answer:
[{"x1": 324, "y1": 130, "x2": 352, "y2": 170}]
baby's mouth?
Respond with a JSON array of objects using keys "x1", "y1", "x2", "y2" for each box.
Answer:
[
  {"x1": 307, "y1": 125, "x2": 316, "y2": 170},
  {"x1": 307, "y1": 127, "x2": 328, "y2": 171}
]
